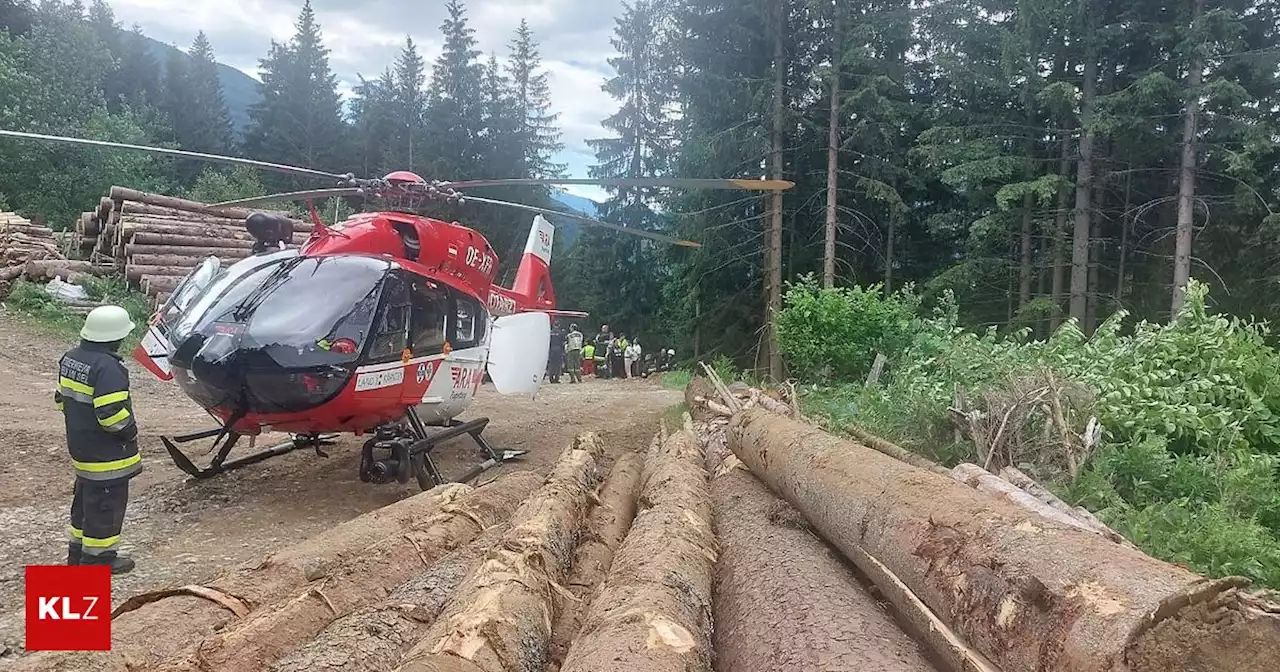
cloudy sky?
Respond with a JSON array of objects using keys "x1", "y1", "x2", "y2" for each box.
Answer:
[{"x1": 105, "y1": 0, "x2": 624, "y2": 201}]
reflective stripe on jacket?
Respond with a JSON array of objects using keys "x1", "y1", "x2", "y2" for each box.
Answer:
[{"x1": 56, "y1": 341, "x2": 142, "y2": 482}]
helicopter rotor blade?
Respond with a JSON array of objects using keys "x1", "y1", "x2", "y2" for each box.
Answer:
[
  {"x1": 461, "y1": 195, "x2": 701, "y2": 248},
  {"x1": 214, "y1": 188, "x2": 365, "y2": 209},
  {"x1": 440, "y1": 177, "x2": 795, "y2": 191},
  {"x1": 0, "y1": 129, "x2": 352, "y2": 182}
]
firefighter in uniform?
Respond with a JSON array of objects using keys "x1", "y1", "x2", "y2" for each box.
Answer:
[{"x1": 54, "y1": 305, "x2": 141, "y2": 574}]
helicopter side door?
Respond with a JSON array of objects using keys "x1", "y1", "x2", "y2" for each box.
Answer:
[
  {"x1": 414, "y1": 286, "x2": 489, "y2": 424},
  {"x1": 353, "y1": 271, "x2": 453, "y2": 410}
]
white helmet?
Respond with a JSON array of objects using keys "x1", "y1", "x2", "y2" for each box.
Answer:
[
  {"x1": 81, "y1": 305, "x2": 136, "y2": 343},
  {"x1": 667, "y1": 348, "x2": 675, "y2": 356}
]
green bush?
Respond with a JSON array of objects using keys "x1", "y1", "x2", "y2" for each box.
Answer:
[
  {"x1": 4, "y1": 277, "x2": 154, "y2": 349},
  {"x1": 795, "y1": 280, "x2": 1280, "y2": 589},
  {"x1": 774, "y1": 274, "x2": 922, "y2": 381}
]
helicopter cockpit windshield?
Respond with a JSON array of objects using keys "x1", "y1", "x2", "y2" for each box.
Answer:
[{"x1": 166, "y1": 254, "x2": 395, "y2": 414}]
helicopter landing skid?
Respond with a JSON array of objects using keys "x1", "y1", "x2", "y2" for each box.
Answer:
[
  {"x1": 361, "y1": 411, "x2": 529, "y2": 490},
  {"x1": 161, "y1": 428, "x2": 338, "y2": 480}
]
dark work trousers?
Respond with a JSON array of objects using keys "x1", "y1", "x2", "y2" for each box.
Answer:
[
  {"x1": 69, "y1": 477, "x2": 130, "y2": 561},
  {"x1": 547, "y1": 351, "x2": 564, "y2": 383}
]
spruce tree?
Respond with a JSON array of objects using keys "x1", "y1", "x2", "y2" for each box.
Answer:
[
  {"x1": 183, "y1": 32, "x2": 233, "y2": 154},
  {"x1": 349, "y1": 69, "x2": 397, "y2": 175},
  {"x1": 243, "y1": 0, "x2": 345, "y2": 175},
  {"x1": 386, "y1": 36, "x2": 426, "y2": 171},
  {"x1": 506, "y1": 19, "x2": 564, "y2": 179},
  {"x1": 161, "y1": 46, "x2": 191, "y2": 143},
  {"x1": 424, "y1": 0, "x2": 485, "y2": 178},
  {"x1": 115, "y1": 25, "x2": 160, "y2": 106},
  {"x1": 559, "y1": 0, "x2": 675, "y2": 342}
]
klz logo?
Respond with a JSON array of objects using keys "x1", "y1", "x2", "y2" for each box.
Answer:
[{"x1": 25, "y1": 565, "x2": 112, "y2": 651}]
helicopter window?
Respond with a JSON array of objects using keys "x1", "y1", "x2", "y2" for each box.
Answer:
[
  {"x1": 451, "y1": 293, "x2": 486, "y2": 350},
  {"x1": 409, "y1": 279, "x2": 449, "y2": 354},
  {"x1": 367, "y1": 274, "x2": 411, "y2": 362},
  {"x1": 230, "y1": 256, "x2": 389, "y2": 369}
]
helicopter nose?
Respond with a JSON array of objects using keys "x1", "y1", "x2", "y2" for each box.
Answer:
[{"x1": 169, "y1": 330, "x2": 353, "y2": 415}]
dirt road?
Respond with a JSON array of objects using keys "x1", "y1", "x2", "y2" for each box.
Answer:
[{"x1": 0, "y1": 312, "x2": 680, "y2": 653}]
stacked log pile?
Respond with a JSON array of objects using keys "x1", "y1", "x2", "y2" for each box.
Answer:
[
  {"x1": 73, "y1": 187, "x2": 309, "y2": 303},
  {"x1": 1, "y1": 212, "x2": 65, "y2": 295},
  {"x1": 1, "y1": 211, "x2": 61, "y2": 265},
  {"x1": 9, "y1": 397, "x2": 1280, "y2": 672}
]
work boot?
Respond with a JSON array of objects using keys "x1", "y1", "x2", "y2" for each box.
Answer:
[
  {"x1": 84, "y1": 552, "x2": 135, "y2": 575},
  {"x1": 66, "y1": 543, "x2": 82, "y2": 566}
]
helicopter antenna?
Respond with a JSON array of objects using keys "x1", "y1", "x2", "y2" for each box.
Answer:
[{"x1": 0, "y1": 129, "x2": 354, "y2": 183}]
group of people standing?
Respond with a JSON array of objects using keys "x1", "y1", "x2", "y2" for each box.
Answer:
[{"x1": 547, "y1": 322, "x2": 675, "y2": 383}]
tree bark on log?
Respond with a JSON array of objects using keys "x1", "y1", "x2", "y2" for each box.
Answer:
[
  {"x1": 271, "y1": 523, "x2": 512, "y2": 672},
  {"x1": 154, "y1": 474, "x2": 544, "y2": 672},
  {"x1": 840, "y1": 422, "x2": 947, "y2": 473},
  {"x1": 142, "y1": 275, "x2": 181, "y2": 293},
  {"x1": 997, "y1": 466, "x2": 1128, "y2": 545},
  {"x1": 394, "y1": 435, "x2": 606, "y2": 672},
  {"x1": 6, "y1": 483, "x2": 478, "y2": 672},
  {"x1": 711, "y1": 463, "x2": 939, "y2": 672},
  {"x1": 129, "y1": 253, "x2": 244, "y2": 267},
  {"x1": 118, "y1": 217, "x2": 310, "y2": 243},
  {"x1": 546, "y1": 452, "x2": 645, "y2": 671},
  {"x1": 126, "y1": 264, "x2": 200, "y2": 281},
  {"x1": 130, "y1": 232, "x2": 256, "y2": 248},
  {"x1": 727, "y1": 408, "x2": 1280, "y2": 672},
  {"x1": 119, "y1": 201, "x2": 311, "y2": 231},
  {"x1": 110, "y1": 187, "x2": 296, "y2": 221},
  {"x1": 125, "y1": 244, "x2": 252, "y2": 259},
  {"x1": 21, "y1": 260, "x2": 112, "y2": 279},
  {"x1": 950, "y1": 463, "x2": 1104, "y2": 537},
  {"x1": 559, "y1": 431, "x2": 717, "y2": 672}
]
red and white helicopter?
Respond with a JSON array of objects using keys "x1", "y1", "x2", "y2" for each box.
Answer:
[{"x1": 0, "y1": 129, "x2": 793, "y2": 489}]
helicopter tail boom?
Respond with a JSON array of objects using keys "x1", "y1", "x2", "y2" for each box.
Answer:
[{"x1": 507, "y1": 215, "x2": 557, "y2": 312}]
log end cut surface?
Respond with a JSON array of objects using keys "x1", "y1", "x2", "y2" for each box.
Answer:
[
  {"x1": 711, "y1": 466, "x2": 938, "y2": 672},
  {"x1": 1124, "y1": 586, "x2": 1280, "y2": 672}
]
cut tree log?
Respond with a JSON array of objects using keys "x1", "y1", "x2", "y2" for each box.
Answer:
[
  {"x1": 4, "y1": 482, "x2": 478, "y2": 672},
  {"x1": 559, "y1": 431, "x2": 717, "y2": 672},
  {"x1": 843, "y1": 421, "x2": 947, "y2": 473},
  {"x1": 130, "y1": 232, "x2": 256, "y2": 248},
  {"x1": 110, "y1": 187, "x2": 298, "y2": 221},
  {"x1": 126, "y1": 244, "x2": 253, "y2": 259},
  {"x1": 394, "y1": 434, "x2": 606, "y2": 672},
  {"x1": 118, "y1": 202, "x2": 311, "y2": 231},
  {"x1": 271, "y1": 523, "x2": 512, "y2": 672},
  {"x1": 141, "y1": 275, "x2": 181, "y2": 293},
  {"x1": 129, "y1": 253, "x2": 244, "y2": 267},
  {"x1": 710, "y1": 461, "x2": 940, "y2": 672},
  {"x1": 126, "y1": 264, "x2": 201, "y2": 281},
  {"x1": 950, "y1": 463, "x2": 1106, "y2": 538},
  {"x1": 998, "y1": 466, "x2": 1130, "y2": 545},
  {"x1": 727, "y1": 408, "x2": 1280, "y2": 672},
  {"x1": 546, "y1": 451, "x2": 645, "y2": 671},
  {"x1": 21, "y1": 260, "x2": 113, "y2": 279},
  {"x1": 157, "y1": 473, "x2": 544, "y2": 672},
  {"x1": 117, "y1": 218, "x2": 310, "y2": 244}
]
